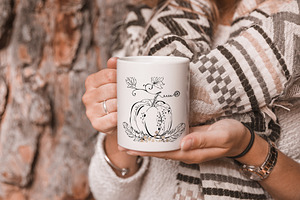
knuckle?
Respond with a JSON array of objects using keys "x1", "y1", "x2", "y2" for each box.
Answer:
[
  {"x1": 91, "y1": 120, "x2": 102, "y2": 132},
  {"x1": 104, "y1": 69, "x2": 116, "y2": 83},
  {"x1": 84, "y1": 76, "x2": 93, "y2": 89},
  {"x1": 196, "y1": 137, "x2": 206, "y2": 149},
  {"x1": 82, "y1": 93, "x2": 88, "y2": 104},
  {"x1": 84, "y1": 74, "x2": 95, "y2": 90},
  {"x1": 82, "y1": 91, "x2": 94, "y2": 105},
  {"x1": 85, "y1": 110, "x2": 93, "y2": 120}
]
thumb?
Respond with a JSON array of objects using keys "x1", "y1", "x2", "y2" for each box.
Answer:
[
  {"x1": 107, "y1": 57, "x2": 118, "y2": 69},
  {"x1": 180, "y1": 128, "x2": 218, "y2": 151}
]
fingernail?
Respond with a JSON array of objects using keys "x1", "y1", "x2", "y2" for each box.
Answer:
[{"x1": 181, "y1": 139, "x2": 193, "y2": 151}]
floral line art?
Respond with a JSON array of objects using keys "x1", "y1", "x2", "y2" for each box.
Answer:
[
  {"x1": 123, "y1": 77, "x2": 185, "y2": 142},
  {"x1": 123, "y1": 122, "x2": 186, "y2": 142}
]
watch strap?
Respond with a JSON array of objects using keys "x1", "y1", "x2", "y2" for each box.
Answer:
[{"x1": 240, "y1": 139, "x2": 278, "y2": 181}]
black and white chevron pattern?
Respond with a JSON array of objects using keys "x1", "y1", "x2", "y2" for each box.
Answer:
[{"x1": 139, "y1": 0, "x2": 213, "y2": 57}]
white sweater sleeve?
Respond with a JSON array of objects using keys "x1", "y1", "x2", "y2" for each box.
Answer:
[{"x1": 88, "y1": 133, "x2": 150, "y2": 200}]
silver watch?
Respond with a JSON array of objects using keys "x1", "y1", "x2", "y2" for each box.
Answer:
[{"x1": 240, "y1": 140, "x2": 278, "y2": 181}]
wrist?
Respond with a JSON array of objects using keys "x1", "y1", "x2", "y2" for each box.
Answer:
[
  {"x1": 235, "y1": 134, "x2": 269, "y2": 166},
  {"x1": 229, "y1": 122, "x2": 255, "y2": 159},
  {"x1": 229, "y1": 122, "x2": 279, "y2": 181},
  {"x1": 237, "y1": 138, "x2": 278, "y2": 181},
  {"x1": 104, "y1": 134, "x2": 142, "y2": 177}
]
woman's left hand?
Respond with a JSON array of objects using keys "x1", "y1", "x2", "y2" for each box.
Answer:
[{"x1": 121, "y1": 119, "x2": 251, "y2": 164}]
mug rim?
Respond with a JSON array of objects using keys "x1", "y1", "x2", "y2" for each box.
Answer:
[{"x1": 118, "y1": 56, "x2": 190, "y2": 65}]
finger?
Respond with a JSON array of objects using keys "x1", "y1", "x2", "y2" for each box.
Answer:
[
  {"x1": 85, "y1": 69, "x2": 117, "y2": 91},
  {"x1": 181, "y1": 129, "x2": 226, "y2": 151},
  {"x1": 101, "y1": 98, "x2": 117, "y2": 114},
  {"x1": 90, "y1": 112, "x2": 118, "y2": 133},
  {"x1": 82, "y1": 83, "x2": 117, "y2": 105},
  {"x1": 178, "y1": 126, "x2": 209, "y2": 151},
  {"x1": 96, "y1": 83, "x2": 117, "y2": 102},
  {"x1": 129, "y1": 147, "x2": 228, "y2": 164},
  {"x1": 107, "y1": 57, "x2": 118, "y2": 69},
  {"x1": 180, "y1": 148, "x2": 228, "y2": 164},
  {"x1": 118, "y1": 146, "x2": 128, "y2": 152},
  {"x1": 85, "y1": 99, "x2": 117, "y2": 118},
  {"x1": 118, "y1": 146, "x2": 136, "y2": 153},
  {"x1": 126, "y1": 149, "x2": 180, "y2": 159}
]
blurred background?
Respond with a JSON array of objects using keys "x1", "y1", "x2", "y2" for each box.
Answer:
[{"x1": 0, "y1": 0, "x2": 132, "y2": 199}]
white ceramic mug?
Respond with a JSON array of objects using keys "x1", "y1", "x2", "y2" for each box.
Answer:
[{"x1": 117, "y1": 56, "x2": 190, "y2": 152}]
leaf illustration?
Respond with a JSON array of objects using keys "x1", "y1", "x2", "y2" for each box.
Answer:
[
  {"x1": 161, "y1": 123, "x2": 186, "y2": 142},
  {"x1": 175, "y1": 123, "x2": 186, "y2": 133},
  {"x1": 123, "y1": 122, "x2": 148, "y2": 141},
  {"x1": 172, "y1": 124, "x2": 186, "y2": 139},
  {"x1": 125, "y1": 77, "x2": 137, "y2": 88},
  {"x1": 163, "y1": 129, "x2": 176, "y2": 138},
  {"x1": 151, "y1": 77, "x2": 165, "y2": 89},
  {"x1": 123, "y1": 122, "x2": 135, "y2": 138}
]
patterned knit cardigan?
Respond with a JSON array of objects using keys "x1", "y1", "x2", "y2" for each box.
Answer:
[
  {"x1": 112, "y1": 0, "x2": 299, "y2": 136},
  {"x1": 102, "y1": 0, "x2": 300, "y2": 199}
]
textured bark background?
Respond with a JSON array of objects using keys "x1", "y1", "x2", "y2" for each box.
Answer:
[{"x1": 0, "y1": 0, "x2": 130, "y2": 199}]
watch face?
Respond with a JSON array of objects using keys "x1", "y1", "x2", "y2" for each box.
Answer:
[
  {"x1": 241, "y1": 165, "x2": 264, "y2": 181},
  {"x1": 243, "y1": 169, "x2": 262, "y2": 181}
]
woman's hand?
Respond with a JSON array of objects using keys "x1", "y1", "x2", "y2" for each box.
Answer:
[
  {"x1": 82, "y1": 57, "x2": 140, "y2": 178},
  {"x1": 123, "y1": 119, "x2": 252, "y2": 164},
  {"x1": 82, "y1": 57, "x2": 118, "y2": 135}
]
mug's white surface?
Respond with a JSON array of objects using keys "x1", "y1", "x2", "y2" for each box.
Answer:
[{"x1": 117, "y1": 56, "x2": 189, "y2": 152}]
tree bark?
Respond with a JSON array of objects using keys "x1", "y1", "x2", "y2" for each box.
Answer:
[{"x1": 0, "y1": 0, "x2": 130, "y2": 199}]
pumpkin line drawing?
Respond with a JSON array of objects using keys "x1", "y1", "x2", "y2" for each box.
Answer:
[{"x1": 123, "y1": 77, "x2": 185, "y2": 142}]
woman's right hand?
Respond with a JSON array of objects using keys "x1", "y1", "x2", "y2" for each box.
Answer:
[
  {"x1": 82, "y1": 57, "x2": 141, "y2": 178},
  {"x1": 82, "y1": 57, "x2": 118, "y2": 135}
]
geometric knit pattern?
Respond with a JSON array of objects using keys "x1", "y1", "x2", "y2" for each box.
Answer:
[{"x1": 109, "y1": 0, "x2": 300, "y2": 199}]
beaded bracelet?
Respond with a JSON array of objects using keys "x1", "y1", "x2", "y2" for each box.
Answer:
[{"x1": 228, "y1": 122, "x2": 255, "y2": 159}]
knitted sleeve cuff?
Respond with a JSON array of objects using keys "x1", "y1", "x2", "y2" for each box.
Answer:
[{"x1": 88, "y1": 133, "x2": 149, "y2": 200}]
